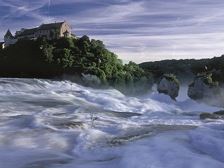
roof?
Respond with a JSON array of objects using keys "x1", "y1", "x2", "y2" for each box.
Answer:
[
  {"x1": 9, "y1": 21, "x2": 69, "y2": 38},
  {"x1": 16, "y1": 22, "x2": 65, "y2": 37},
  {"x1": 39, "y1": 22, "x2": 65, "y2": 30},
  {"x1": 16, "y1": 28, "x2": 38, "y2": 37},
  {"x1": 4, "y1": 29, "x2": 14, "y2": 38}
]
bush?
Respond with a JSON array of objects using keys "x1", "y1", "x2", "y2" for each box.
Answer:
[{"x1": 163, "y1": 73, "x2": 180, "y2": 85}]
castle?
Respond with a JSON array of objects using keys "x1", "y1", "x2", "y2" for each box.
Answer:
[{"x1": 1, "y1": 21, "x2": 72, "y2": 49}]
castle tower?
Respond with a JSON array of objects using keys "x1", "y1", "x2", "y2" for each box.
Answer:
[
  {"x1": 4, "y1": 29, "x2": 17, "y2": 47},
  {"x1": 4, "y1": 30, "x2": 13, "y2": 40}
]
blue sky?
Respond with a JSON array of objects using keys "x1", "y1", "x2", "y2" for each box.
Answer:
[{"x1": 1, "y1": 0, "x2": 224, "y2": 63}]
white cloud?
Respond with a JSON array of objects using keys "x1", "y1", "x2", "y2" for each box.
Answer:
[{"x1": 91, "y1": 32, "x2": 224, "y2": 63}]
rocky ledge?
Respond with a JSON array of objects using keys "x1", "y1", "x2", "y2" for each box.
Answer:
[{"x1": 200, "y1": 110, "x2": 224, "y2": 120}]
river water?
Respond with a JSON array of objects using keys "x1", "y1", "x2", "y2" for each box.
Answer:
[{"x1": 0, "y1": 78, "x2": 223, "y2": 168}]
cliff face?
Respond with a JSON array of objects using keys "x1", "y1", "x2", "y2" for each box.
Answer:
[{"x1": 157, "y1": 74, "x2": 180, "y2": 100}]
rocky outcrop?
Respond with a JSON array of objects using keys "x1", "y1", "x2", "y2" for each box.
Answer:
[
  {"x1": 200, "y1": 110, "x2": 224, "y2": 120},
  {"x1": 81, "y1": 73, "x2": 101, "y2": 86},
  {"x1": 157, "y1": 74, "x2": 180, "y2": 100},
  {"x1": 188, "y1": 73, "x2": 219, "y2": 100}
]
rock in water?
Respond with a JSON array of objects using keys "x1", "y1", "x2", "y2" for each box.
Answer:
[
  {"x1": 188, "y1": 73, "x2": 219, "y2": 100},
  {"x1": 157, "y1": 74, "x2": 180, "y2": 100},
  {"x1": 200, "y1": 110, "x2": 224, "y2": 120},
  {"x1": 81, "y1": 73, "x2": 101, "y2": 86}
]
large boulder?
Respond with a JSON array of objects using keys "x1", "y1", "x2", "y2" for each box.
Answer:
[
  {"x1": 157, "y1": 74, "x2": 180, "y2": 100},
  {"x1": 188, "y1": 73, "x2": 219, "y2": 100}
]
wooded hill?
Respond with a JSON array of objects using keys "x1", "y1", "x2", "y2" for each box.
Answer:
[
  {"x1": 139, "y1": 56, "x2": 224, "y2": 84},
  {"x1": 0, "y1": 36, "x2": 153, "y2": 94}
]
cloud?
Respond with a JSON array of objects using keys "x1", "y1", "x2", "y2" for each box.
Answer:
[
  {"x1": 92, "y1": 32, "x2": 224, "y2": 63},
  {"x1": 1, "y1": 0, "x2": 224, "y2": 63}
]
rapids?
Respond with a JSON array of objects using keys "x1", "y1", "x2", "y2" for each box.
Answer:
[{"x1": 0, "y1": 78, "x2": 223, "y2": 168}]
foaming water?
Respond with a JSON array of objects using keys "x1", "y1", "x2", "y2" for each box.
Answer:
[{"x1": 0, "y1": 78, "x2": 223, "y2": 168}]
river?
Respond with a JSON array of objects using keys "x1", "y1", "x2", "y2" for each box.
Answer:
[{"x1": 0, "y1": 78, "x2": 223, "y2": 168}]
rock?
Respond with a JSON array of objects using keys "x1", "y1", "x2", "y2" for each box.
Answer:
[
  {"x1": 157, "y1": 74, "x2": 180, "y2": 100},
  {"x1": 53, "y1": 120, "x2": 84, "y2": 129},
  {"x1": 188, "y1": 73, "x2": 219, "y2": 100},
  {"x1": 81, "y1": 73, "x2": 101, "y2": 86},
  {"x1": 187, "y1": 73, "x2": 223, "y2": 107},
  {"x1": 200, "y1": 113, "x2": 220, "y2": 119},
  {"x1": 214, "y1": 111, "x2": 224, "y2": 115},
  {"x1": 200, "y1": 110, "x2": 224, "y2": 120}
]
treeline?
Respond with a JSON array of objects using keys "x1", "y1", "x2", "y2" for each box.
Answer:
[
  {"x1": 139, "y1": 56, "x2": 224, "y2": 84},
  {"x1": 0, "y1": 36, "x2": 153, "y2": 94}
]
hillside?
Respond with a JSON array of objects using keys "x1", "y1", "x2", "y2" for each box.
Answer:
[
  {"x1": 139, "y1": 56, "x2": 224, "y2": 83},
  {"x1": 0, "y1": 36, "x2": 153, "y2": 94}
]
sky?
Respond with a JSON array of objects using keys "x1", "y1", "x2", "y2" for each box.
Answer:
[{"x1": 1, "y1": 0, "x2": 224, "y2": 63}]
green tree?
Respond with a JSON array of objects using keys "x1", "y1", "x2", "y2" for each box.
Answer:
[{"x1": 54, "y1": 48, "x2": 74, "y2": 68}]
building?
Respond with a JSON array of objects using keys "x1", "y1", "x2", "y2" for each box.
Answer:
[
  {"x1": 4, "y1": 21, "x2": 72, "y2": 47},
  {"x1": 15, "y1": 21, "x2": 72, "y2": 40},
  {"x1": 4, "y1": 30, "x2": 17, "y2": 47}
]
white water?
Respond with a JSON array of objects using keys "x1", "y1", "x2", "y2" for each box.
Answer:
[{"x1": 0, "y1": 78, "x2": 223, "y2": 168}]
